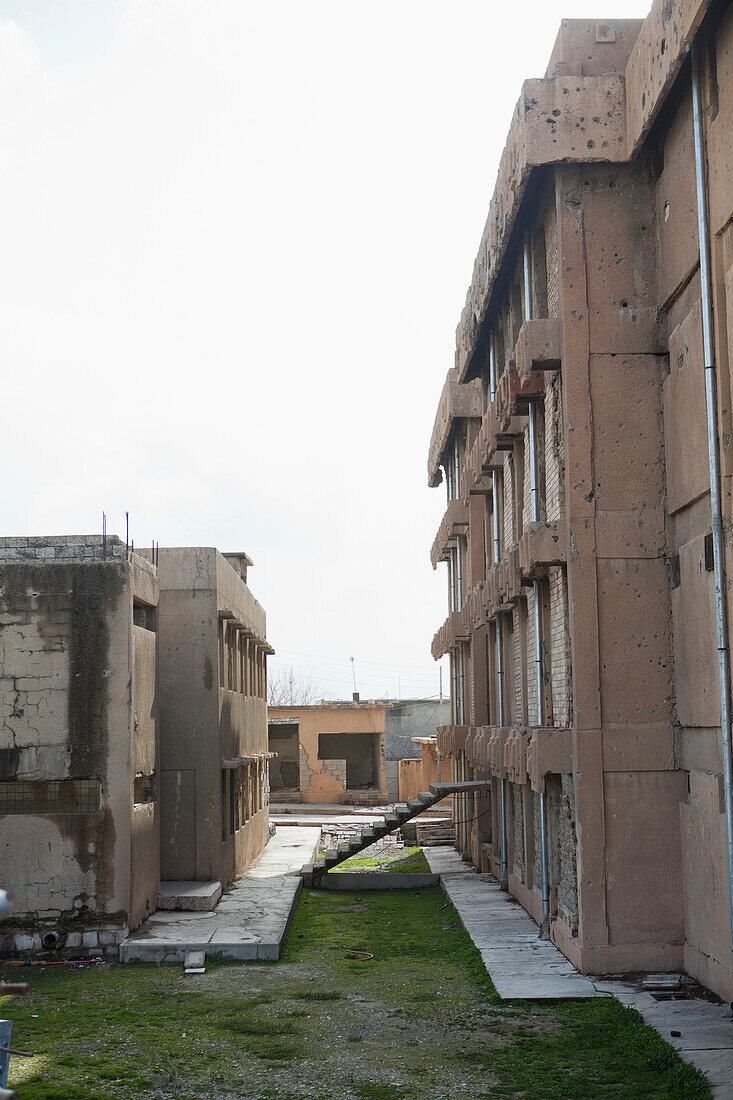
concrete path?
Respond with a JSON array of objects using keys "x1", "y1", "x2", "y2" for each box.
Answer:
[
  {"x1": 424, "y1": 846, "x2": 596, "y2": 1000},
  {"x1": 595, "y1": 980, "x2": 733, "y2": 1098},
  {"x1": 120, "y1": 827, "x2": 321, "y2": 964},
  {"x1": 425, "y1": 846, "x2": 733, "y2": 1093}
]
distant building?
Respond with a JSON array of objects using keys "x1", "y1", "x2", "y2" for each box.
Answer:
[
  {"x1": 268, "y1": 702, "x2": 388, "y2": 805},
  {"x1": 384, "y1": 698, "x2": 451, "y2": 760},
  {"x1": 384, "y1": 698, "x2": 450, "y2": 801}
]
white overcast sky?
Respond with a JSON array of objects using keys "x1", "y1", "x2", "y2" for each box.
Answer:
[{"x1": 0, "y1": 0, "x2": 650, "y2": 700}]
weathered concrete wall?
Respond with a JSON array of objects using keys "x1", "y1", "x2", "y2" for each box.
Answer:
[
  {"x1": 0, "y1": 537, "x2": 159, "y2": 944},
  {"x1": 385, "y1": 699, "x2": 450, "y2": 761},
  {"x1": 153, "y1": 547, "x2": 270, "y2": 887}
]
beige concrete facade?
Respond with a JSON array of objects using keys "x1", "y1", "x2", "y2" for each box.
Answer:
[
  {"x1": 153, "y1": 547, "x2": 273, "y2": 888},
  {"x1": 428, "y1": 0, "x2": 733, "y2": 1000},
  {"x1": 0, "y1": 536, "x2": 160, "y2": 952},
  {"x1": 398, "y1": 738, "x2": 447, "y2": 804},
  {"x1": 268, "y1": 702, "x2": 388, "y2": 805}
]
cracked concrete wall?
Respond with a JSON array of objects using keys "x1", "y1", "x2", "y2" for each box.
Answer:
[
  {"x1": 0, "y1": 537, "x2": 160, "y2": 933},
  {"x1": 271, "y1": 703, "x2": 388, "y2": 805}
]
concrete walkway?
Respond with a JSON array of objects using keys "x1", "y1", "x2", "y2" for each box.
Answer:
[
  {"x1": 595, "y1": 980, "x2": 733, "y2": 1098},
  {"x1": 424, "y1": 846, "x2": 596, "y2": 999},
  {"x1": 425, "y1": 846, "x2": 733, "y2": 1094},
  {"x1": 120, "y1": 827, "x2": 321, "y2": 963}
]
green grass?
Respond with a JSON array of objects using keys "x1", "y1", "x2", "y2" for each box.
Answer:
[
  {"x1": 3, "y1": 887, "x2": 710, "y2": 1099},
  {"x1": 332, "y1": 845, "x2": 431, "y2": 874}
]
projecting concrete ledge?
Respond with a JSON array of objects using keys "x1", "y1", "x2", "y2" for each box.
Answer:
[{"x1": 424, "y1": 846, "x2": 596, "y2": 1000}]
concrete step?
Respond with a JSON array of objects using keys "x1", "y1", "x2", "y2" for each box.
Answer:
[
  {"x1": 158, "y1": 881, "x2": 222, "y2": 912},
  {"x1": 407, "y1": 797, "x2": 432, "y2": 814},
  {"x1": 394, "y1": 803, "x2": 410, "y2": 816},
  {"x1": 337, "y1": 841, "x2": 352, "y2": 858},
  {"x1": 382, "y1": 813, "x2": 400, "y2": 831},
  {"x1": 418, "y1": 792, "x2": 436, "y2": 803},
  {"x1": 429, "y1": 781, "x2": 490, "y2": 797},
  {"x1": 359, "y1": 828, "x2": 377, "y2": 845}
]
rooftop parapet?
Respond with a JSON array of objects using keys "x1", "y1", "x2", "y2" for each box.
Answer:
[{"x1": 0, "y1": 534, "x2": 155, "y2": 576}]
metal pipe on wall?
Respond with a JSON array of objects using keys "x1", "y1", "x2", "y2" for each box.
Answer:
[
  {"x1": 692, "y1": 43, "x2": 733, "y2": 958},
  {"x1": 453, "y1": 436, "x2": 461, "y2": 501},
  {"x1": 447, "y1": 551, "x2": 455, "y2": 613},
  {"x1": 525, "y1": 227, "x2": 551, "y2": 938},
  {"x1": 489, "y1": 331, "x2": 497, "y2": 404},
  {"x1": 492, "y1": 470, "x2": 501, "y2": 565},
  {"x1": 496, "y1": 616, "x2": 508, "y2": 890},
  {"x1": 456, "y1": 538, "x2": 463, "y2": 608},
  {"x1": 492, "y1": 467, "x2": 509, "y2": 889}
]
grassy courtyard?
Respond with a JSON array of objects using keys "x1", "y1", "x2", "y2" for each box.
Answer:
[{"x1": 4, "y1": 887, "x2": 710, "y2": 1099}]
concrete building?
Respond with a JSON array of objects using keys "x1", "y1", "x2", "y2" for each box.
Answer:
[
  {"x1": 268, "y1": 702, "x2": 388, "y2": 805},
  {"x1": 153, "y1": 547, "x2": 273, "y2": 888},
  {"x1": 428, "y1": 0, "x2": 733, "y2": 1000},
  {"x1": 384, "y1": 698, "x2": 450, "y2": 802},
  {"x1": 0, "y1": 536, "x2": 159, "y2": 953}
]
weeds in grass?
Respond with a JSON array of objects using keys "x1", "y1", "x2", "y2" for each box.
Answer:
[{"x1": 3, "y1": 885, "x2": 711, "y2": 1100}]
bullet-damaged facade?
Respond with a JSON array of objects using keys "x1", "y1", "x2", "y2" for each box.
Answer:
[
  {"x1": 0, "y1": 536, "x2": 160, "y2": 952},
  {"x1": 429, "y1": 0, "x2": 733, "y2": 999},
  {"x1": 154, "y1": 547, "x2": 273, "y2": 888}
]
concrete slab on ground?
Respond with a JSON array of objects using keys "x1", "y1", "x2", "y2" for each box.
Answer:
[
  {"x1": 424, "y1": 846, "x2": 596, "y2": 1000},
  {"x1": 595, "y1": 982, "x2": 733, "y2": 1098},
  {"x1": 321, "y1": 872, "x2": 439, "y2": 890},
  {"x1": 272, "y1": 814, "x2": 449, "y2": 828},
  {"x1": 120, "y1": 826, "x2": 321, "y2": 964},
  {"x1": 157, "y1": 881, "x2": 222, "y2": 911},
  {"x1": 269, "y1": 803, "x2": 389, "y2": 816}
]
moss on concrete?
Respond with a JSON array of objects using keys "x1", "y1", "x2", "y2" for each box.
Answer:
[{"x1": 332, "y1": 846, "x2": 430, "y2": 874}]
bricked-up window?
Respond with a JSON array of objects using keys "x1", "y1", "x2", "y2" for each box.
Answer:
[
  {"x1": 0, "y1": 779, "x2": 101, "y2": 815},
  {"x1": 133, "y1": 774, "x2": 156, "y2": 804}
]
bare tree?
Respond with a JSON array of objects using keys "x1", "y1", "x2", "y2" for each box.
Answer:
[{"x1": 267, "y1": 666, "x2": 321, "y2": 706}]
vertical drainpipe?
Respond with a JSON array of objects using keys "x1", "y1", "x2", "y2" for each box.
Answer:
[
  {"x1": 451, "y1": 649, "x2": 459, "y2": 845},
  {"x1": 490, "y1": 331, "x2": 497, "y2": 404},
  {"x1": 525, "y1": 229, "x2": 551, "y2": 938},
  {"x1": 492, "y1": 466, "x2": 508, "y2": 889},
  {"x1": 692, "y1": 43, "x2": 733, "y2": 957},
  {"x1": 460, "y1": 643, "x2": 469, "y2": 853},
  {"x1": 454, "y1": 435, "x2": 461, "y2": 501},
  {"x1": 492, "y1": 462, "x2": 509, "y2": 888}
]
